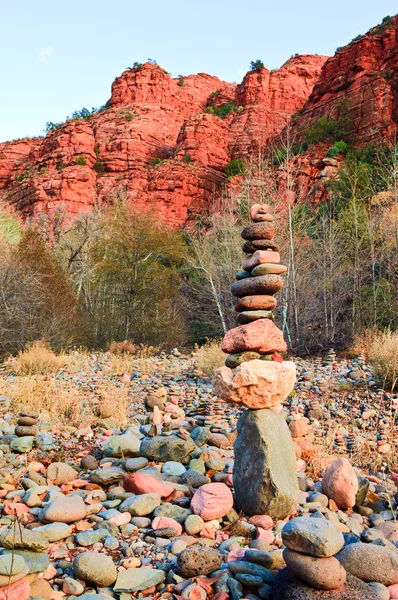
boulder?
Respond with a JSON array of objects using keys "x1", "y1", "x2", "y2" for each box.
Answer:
[
  {"x1": 337, "y1": 542, "x2": 398, "y2": 586},
  {"x1": 322, "y1": 458, "x2": 358, "y2": 510},
  {"x1": 39, "y1": 495, "x2": 86, "y2": 523},
  {"x1": 283, "y1": 549, "x2": 346, "y2": 590},
  {"x1": 213, "y1": 360, "x2": 296, "y2": 408},
  {"x1": 272, "y1": 569, "x2": 379, "y2": 600},
  {"x1": 177, "y1": 546, "x2": 222, "y2": 578},
  {"x1": 73, "y1": 552, "x2": 117, "y2": 587},
  {"x1": 123, "y1": 472, "x2": 174, "y2": 497},
  {"x1": 282, "y1": 517, "x2": 344, "y2": 557},
  {"x1": 233, "y1": 409, "x2": 299, "y2": 519},
  {"x1": 46, "y1": 462, "x2": 78, "y2": 485},
  {"x1": 140, "y1": 434, "x2": 196, "y2": 464},
  {"x1": 191, "y1": 483, "x2": 233, "y2": 520}
]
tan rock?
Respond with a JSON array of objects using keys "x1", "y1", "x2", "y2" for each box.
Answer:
[{"x1": 213, "y1": 360, "x2": 296, "y2": 408}]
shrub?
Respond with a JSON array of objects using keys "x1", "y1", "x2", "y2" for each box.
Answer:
[
  {"x1": 149, "y1": 158, "x2": 162, "y2": 168},
  {"x1": 350, "y1": 35, "x2": 362, "y2": 43},
  {"x1": 182, "y1": 153, "x2": 193, "y2": 164},
  {"x1": 250, "y1": 60, "x2": 265, "y2": 71},
  {"x1": 225, "y1": 158, "x2": 245, "y2": 177},
  {"x1": 16, "y1": 172, "x2": 29, "y2": 183},
  {"x1": 371, "y1": 16, "x2": 393, "y2": 35},
  {"x1": 45, "y1": 122, "x2": 63, "y2": 134},
  {"x1": 0, "y1": 211, "x2": 22, "y2": 245},
  {"x1": 75, "y1": 155, "x2": 87, "y2": 166},
  {"x1": 127, "y1": 62, "x2": 144, "y2": 71},
  {"x1": 304, "y1": 105, "x2": 353, "y2": 145},
  {"x1": 177, "y1": 75, "x2": 185, "y2": 86},
  {"x1": 94, "y1": 160, "x2": 105, "y2": 175},
  {"x1": 197, "y1": 339, "x2": 225, "y2": 377},
  {"x1": 382, "y1": 69, "x2": 393, "y2": 80},
  {"x1": 206, "y1": 101, "x2": 237, "y2": 119},
  {"x1": 14, "y1": 341, "x2": 63, "y2": 375},
  {"x1": 107, "y1": 340, "x2": 136, "y2": 355},
  {"x1": 367, "y1": 330, "x2": 398, "y2": 391},
  {"x1": 69, "y1": 108, "x2": 95, "y2": 121},
  {"x1": 326, "y1": 140, "x2": 348, "y2": 158}
]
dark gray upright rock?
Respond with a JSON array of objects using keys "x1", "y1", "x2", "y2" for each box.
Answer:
[{"x1": 234, "y1": 408, "x2": 299, "y2": 519}]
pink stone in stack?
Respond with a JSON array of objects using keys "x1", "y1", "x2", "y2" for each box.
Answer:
[
  {"x1": 213, "y1": 360, "x2": 296, "y2": 408},
  {"x1": 221, "y1": 319, "x2": 287, "y2": 355}
]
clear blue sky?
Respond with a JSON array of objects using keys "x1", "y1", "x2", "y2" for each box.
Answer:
[{"x1": 1, "y1": 0, "x2": 396, "y2": 142}]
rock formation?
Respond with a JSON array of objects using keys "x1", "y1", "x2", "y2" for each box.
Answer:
[
  {"x1": 0, "y1": 57, "x2": 327, "y2": 226},
  {"x1": 213, "y1": 204, "x2": 299, "y2": 518},
  {"x1": 1, "y1": 15, "x2": 397, "y2": 225}
]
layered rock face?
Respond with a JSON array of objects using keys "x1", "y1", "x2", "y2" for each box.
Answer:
[
  {"x1": 2, "y1": 15, "x2": 397, "y2": 224},
  {"x1": 293, "y1": 16, "x2": 398, "y2": 146},
  {"x1": 0, "y1": 58, "x2": 326, "y2": 225}
]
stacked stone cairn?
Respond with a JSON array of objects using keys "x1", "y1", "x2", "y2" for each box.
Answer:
[
  {"x1": 12, "y1": 410, "x2": 39, "y2": 453},
  {"x1": 213, "y1": 203, "x2": 299, "y2": 520},
  {"x1": 278, "y1": 517, "x2": 347, "y2": 591}
]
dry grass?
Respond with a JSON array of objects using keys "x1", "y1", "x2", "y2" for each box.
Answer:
[
  {"x1": 197, "y1": 339, "x2": 225, "y2": 377},
  {"x1": 4, "y1": 378, "x2": 84, "y2": 425},
  {"x1": 0, "y1": 375, "x2": 131, "y2": 428},
  {"x1": 107, "y1": 341, "x2": 160, "y2": 358},
  {"x1": 13, "y1": 341, "x2": 64, "y2": 375},
  {"x1": 366, "y1": 329, "x2": 398, "y2": 391}
]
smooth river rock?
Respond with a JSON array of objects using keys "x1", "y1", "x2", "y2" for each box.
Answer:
[{"x1": 234, "y1": 409, "x2": 299, "y2": 519}]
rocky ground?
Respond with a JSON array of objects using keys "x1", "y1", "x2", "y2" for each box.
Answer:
[{"x1": 0, "y1": 349, "x2": 396, "y2": 600}]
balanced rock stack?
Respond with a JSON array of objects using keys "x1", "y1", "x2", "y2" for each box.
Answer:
[
  {"x1": 278, "y1": 517, "x2": 347, "y2": 591},
  {"x1": 12, "y1": 410, "x2": 39, "y2": 453},
  {"x1": 213, "y1": 203, "x2": 299, "y2": 519}
]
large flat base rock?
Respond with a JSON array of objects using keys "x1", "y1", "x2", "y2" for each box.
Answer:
[
  {"x1": 234, "y1": 409, "x2": 299, "y2": 520},
  {"x1": 272, "y1": 569, "x2": 379, "y2": 600}
]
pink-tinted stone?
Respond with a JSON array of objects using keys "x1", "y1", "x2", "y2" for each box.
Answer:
[
  {"x1": 123, "y1": 472, "x2": 174, "y2": 497},
  {"x1": 249, "y1": 515, "x2": 274, "y2": 530},
  {"x1": 199, "y1": 525, "x2": 216, "y2": 539},
  {"x1": 191, "y1": 483, "x2": 233, "y2": 520},
  {"x1": 221, "y1": 319, "x2": 287, "y2": 355},
  {"x1": 3, "y1": 503, "x2": 30, "y2": 516},
  {"x1": 226, "y1": 548, "x2": 246, "y2": 562},
  {"x1": 389, "y1": 584, "x2": 398, "y2": 599},
  {"x1": 289, "y1": 419, "x2": 310, "y2": 437},
  {"x1": 151, "y1": 517, "x2": 182, "y2": 535},
  {"x1": 0, "y1": 578, "x2": 30, "y2": 600},
  {"x1": 243, "y1": 250, "x2": 280, "y2": 271},
  {"x1": 250, "y1": 203, "x2": 271, "y2": 220},
  {"x1": 322, "y1": 457, "x2": 358, "y2": 510},
  {"x1": 257, "y1": 528, "x2": 275, "y2": 543},
  {"x1": 152, "y1": 405, "x2": 162, "y2": 425},
  {"x1": 297, "y1": 459, "x2": 306, "y2": 472},
  {"x1": 109, "y1": 512, "x2": 131, "y2": 526},
  {"x1": 213, "y1": 360, "x2": 296, "y2": 408}
]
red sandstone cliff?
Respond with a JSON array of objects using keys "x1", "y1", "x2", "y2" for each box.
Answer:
[
  {"x1": 0, "y1": 14, "x2": 397, "y2": 226},
  {"x1": 0, "y1": 57, "x2": 326, "y2": 226}
]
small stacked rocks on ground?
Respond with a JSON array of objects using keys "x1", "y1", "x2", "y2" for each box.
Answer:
[
  {"x1": 12, "y1": 410, "x2": 39, "y2": 453},
  {"x1": 213, "y1": 203, "x2": 299, "y2": 520}
]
